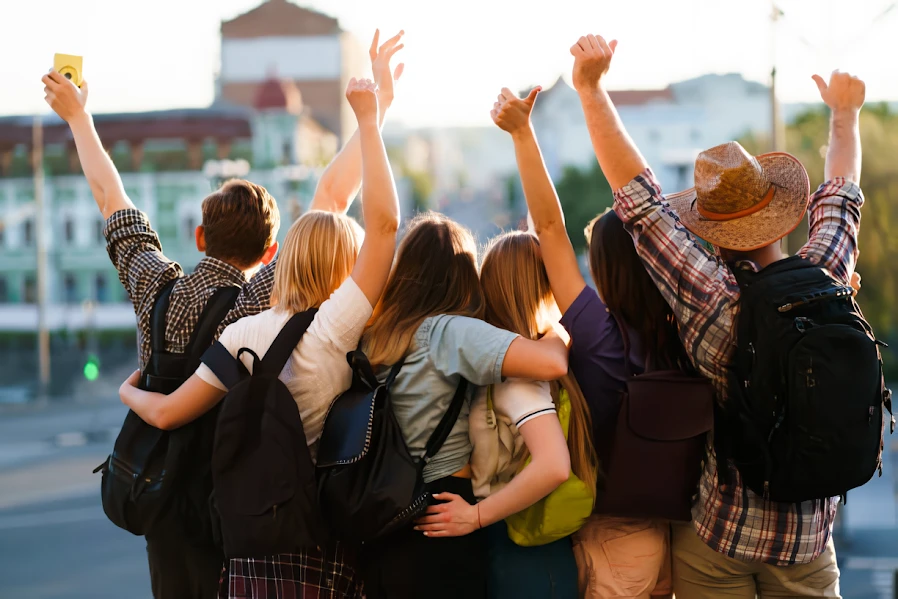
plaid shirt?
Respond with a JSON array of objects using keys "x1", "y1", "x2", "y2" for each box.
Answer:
[
  {"x1": 105, "y1": 209, "x2": 277, "y2": 370},
  {"x1": 220, "y1": 546, "x2": 364, "y2": 599},
  {"x1": 613, "y1": 168, "x2": 863, "y2": 565}
]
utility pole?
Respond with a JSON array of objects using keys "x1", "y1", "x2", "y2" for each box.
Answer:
[
  {"x1": 33, "y1": 115, "x2": 50, "y2": 401},
  {"x1": 770, "y1": 3, "x2": 786, "y2": 154}
]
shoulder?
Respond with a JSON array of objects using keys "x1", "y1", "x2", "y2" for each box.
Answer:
[
  {"x1": 492, "y1": 378, "x2": 555, "y2": 427},
  {"x1": 219, "y1": 309, "x2": 286, "y2": 354}
]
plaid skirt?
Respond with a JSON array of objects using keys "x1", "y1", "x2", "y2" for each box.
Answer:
[{"x1": 219, "y1": 543, "x2": 364, "y2": 599}]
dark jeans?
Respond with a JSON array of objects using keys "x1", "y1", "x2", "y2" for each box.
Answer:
[
  {"x1": 484, "y1": 522, "x2": 578, "y2": 599},
  {"x1": 146, "y1": 530, "x2": 223, "y2": 599},
  {"x1": 360, "y1": 476, "x2": 487, "y2": 599}
]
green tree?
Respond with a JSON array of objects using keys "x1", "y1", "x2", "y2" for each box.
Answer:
[{"x1": 555, "y1": 162, "x2": 614, "y2": 252}]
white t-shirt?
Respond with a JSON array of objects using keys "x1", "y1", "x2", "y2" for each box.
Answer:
[
  {"x1": 195, "y1": 277, "x2": 373, "y2": 460},
  {"x1": 469, "y1": 378, "x2": 557, "y2": 500}
]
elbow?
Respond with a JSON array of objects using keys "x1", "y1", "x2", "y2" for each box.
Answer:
[
  {"x1": 147, "y1": 406, "x2": 179, "y2": 431},
  {"x1": 545, "y1": 355, "x2": 569, "y2": 381},
  {"x1": 545, "y1": 455, "x2": 571, "y2": 489}
]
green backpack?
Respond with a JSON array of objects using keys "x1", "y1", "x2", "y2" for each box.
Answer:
[{"x1": 485, "y1": 385, "x2": 594, "y2": 547}]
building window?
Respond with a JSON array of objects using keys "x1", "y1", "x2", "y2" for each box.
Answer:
[
  {"x1": 95, "y1": 273, "x2": 108, "y2": 303},
  {"x1": 0, "y1": 278, "x2": 7, "y2": 303},
  {"x1": 23, "y1": 219, "x2": 34, "y2": 246},
  {"x1": 23, "y1": 275, "x2": 36, "y2": 304},
  {"x1": 63, "y1": 274, "x2": 77, "y2": 304},
  {"x1": 95, "y1": 219, "x2": 105, "y2": 245},
  {"x1": 64, "y1": 218, "x2": 75, "y2": 244},
  {"x1": 185, "y1": 216, "x2": 197, "y2": 242},
  {"x1": 0, "y1": 221, "x2": 5, "y2": 247},
  {"x1": 648, "y1": 130, "x2": 661, "y2": 143},
  {"x1": 282, "y1": 141, "x2": 292, "y2": 165}
]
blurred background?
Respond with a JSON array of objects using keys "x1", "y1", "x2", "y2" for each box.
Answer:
[{"x1": 0, "y1": 0, "x2": 896, "y2": 597}]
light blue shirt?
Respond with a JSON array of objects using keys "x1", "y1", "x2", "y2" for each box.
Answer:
[{"x1": 383, "y1": 314, "x2": 519, "y2": 482}]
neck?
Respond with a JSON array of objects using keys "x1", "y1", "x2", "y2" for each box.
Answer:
[{"x1": 720, "y1": 242, "x2": 787, "y2": 269}]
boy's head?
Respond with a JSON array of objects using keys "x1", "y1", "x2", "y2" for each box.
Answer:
[{"x1": 197, "y1": 179, "x2": 280, "y2": 271}]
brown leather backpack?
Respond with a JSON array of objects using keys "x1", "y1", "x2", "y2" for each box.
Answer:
[{"x1": 595, "y1": 317, "x2": 715, "y2": 521}]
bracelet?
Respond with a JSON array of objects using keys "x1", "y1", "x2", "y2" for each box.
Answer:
[{"x1": 476, "y1": 503, "x2": 483, "y2": 530}]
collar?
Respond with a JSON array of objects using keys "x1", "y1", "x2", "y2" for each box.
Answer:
[{"x1": 193, "y1": 257, "x2": 250, "y2": 285}]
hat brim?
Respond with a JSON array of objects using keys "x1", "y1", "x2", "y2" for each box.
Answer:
[{"x1": 666, "y1": 152, "x2": 810, "y2": 252}]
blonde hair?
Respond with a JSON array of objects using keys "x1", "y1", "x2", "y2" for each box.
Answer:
[
  {"x1": 271, "y1": 210, "x2": 363, "y2": 314},
  {"x1": 363, "y1": 212, "x2": 484, "y2": 366},
  {"x1": 480, "y1": 231, "x2": 599, "y2": 500}
]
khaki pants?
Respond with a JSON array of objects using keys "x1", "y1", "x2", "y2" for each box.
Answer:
[
  {"x1": 572, "y1": 515, "x2": 672, "y2": 598},
  {"x1": 671, "y1": 522, "x2": 840, "y2": 598}
]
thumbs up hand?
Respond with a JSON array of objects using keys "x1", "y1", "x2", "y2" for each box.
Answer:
[{"x1": 491, "y1": 86, "x2": 541, "y2": 137}]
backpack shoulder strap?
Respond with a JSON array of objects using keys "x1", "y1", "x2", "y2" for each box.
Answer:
[
  {"x1": 258, "y1": 309, "x2": 319, "y2": 376},
  {"x1": 150, "y1": 278, "x2": 178, "y2": 356},
  {"x1": 421, "y1": 378, "x2": 469, "y2": 464},
  {"x1": 186, "y1": 286, "x2": 241, "y2": 362},
  {"x1": 201, "y1": 341, "x2": 248, "y2": 390}
]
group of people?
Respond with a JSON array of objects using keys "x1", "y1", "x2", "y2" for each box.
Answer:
[{"x1": 42, "y1": 26, "x2": 870, "y2": 599}]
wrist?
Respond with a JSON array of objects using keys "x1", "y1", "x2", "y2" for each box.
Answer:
[
  {"x1": 358, "y1": 117, "x2": 380, "y2": 132},
  {"x1": 831, "y1": 108, "x2": 860, "y2": 126},
  {"x1": 510, "y1": 124, "x2": 536, "y2": 143},
  {"x1": 68, "y1": 111, "x2": 92, "y2": 130}
]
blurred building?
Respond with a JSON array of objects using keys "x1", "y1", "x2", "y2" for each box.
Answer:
[
  {"x1": 0, "y1": 0, "x2": 358, "y2": 336},
  {"x1": 530, "y1": 73, "x2": 772, "y2": 192}
]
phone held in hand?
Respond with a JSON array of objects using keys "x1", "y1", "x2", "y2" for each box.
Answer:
[{"x1": 54, "y1": 53, "x2": 83, "y2": 87}]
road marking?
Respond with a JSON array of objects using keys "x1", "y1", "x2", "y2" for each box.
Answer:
[{"x1": 0, "y1": 506, "x2": 105, "y2": 531}]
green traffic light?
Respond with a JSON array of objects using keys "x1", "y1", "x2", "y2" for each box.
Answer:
[{"x1": 84, "y1": 355, "x2": 100, "y2": 381}]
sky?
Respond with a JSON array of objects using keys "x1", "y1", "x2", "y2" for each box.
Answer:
[{"x1": 2, "y1": 0, "x2": 896, "y2": 127}]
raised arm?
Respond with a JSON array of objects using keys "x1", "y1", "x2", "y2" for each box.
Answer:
[
  {"x1": 345, "y1": 78, "x2": 401, "y2": 306},
  {"x1": 492, "y1": 86, "x2": 586, "y2": 313},
  {"x1": 813, "y1": 70, "x2": 864, "y2": 184},
  {"x1": 570, "y1": 35, "x2": 647, "y2": 190},
  {"x1": 119, "y1": 370, "x2": 225, "y2": 431},
  {"x1": 310, "y1": 30, "x2": 405, "y2": 213},
  {"x1": 42, "y1": 72, "x2": 134, "y2": 220},
  {"x1": 501, "y1": 330, "x2": 569, "y2": 381},
  {"x1": 799, "y1": 70, "x2": 866, "y2": 283},
  {"x1": 415, "y1": 411, "x2": 570, "y2": 537}
]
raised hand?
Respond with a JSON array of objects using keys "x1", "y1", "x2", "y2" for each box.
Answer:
[
  {"x1": 812, "y1": 70, "x2": 865, "y2": 113},
  {"x1": 370, "y1": 29, "x2": 405, "y2": 108},
  {"x1": 570, "y1": 34, "x2": 618, "y2": 93},
  {"x1": 42, "y1": 70, "x2": 89, "y2": 123},
  {"x1": 346, "y1": 78, "x2": 379, "y2": 124},
  {"x1": 491, "y1": 86, "x2": 540, "y2": 136}
]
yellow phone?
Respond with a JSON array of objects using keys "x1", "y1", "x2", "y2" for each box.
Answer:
[{"x1": 53, "y1": 53, "x2": 83, "y2": 87}]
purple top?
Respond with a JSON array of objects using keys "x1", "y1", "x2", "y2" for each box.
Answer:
[{"x1": 559, "y1": 285, "x2": 645, "y2": 467}]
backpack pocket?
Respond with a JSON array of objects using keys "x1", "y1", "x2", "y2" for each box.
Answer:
[{"x1": 769, "y1": 322, "x2": 884, "y2": 501}]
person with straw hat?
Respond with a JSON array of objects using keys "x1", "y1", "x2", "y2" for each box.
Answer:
[{"x1": 569, "y1": 32, "x2": 866, "y2": 598}]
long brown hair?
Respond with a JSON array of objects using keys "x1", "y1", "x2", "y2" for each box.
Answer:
[
  {"x1": 586, "y1": 210, "x2": 690, "y2": 370},
  {"x1": 362, "y1": 212, "x2": 485, "y2": 366},
  {"x1": 480, "y1": 231, "x2": 599, "y2": 499}
]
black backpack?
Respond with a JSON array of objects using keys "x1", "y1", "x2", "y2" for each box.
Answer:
[
  {"x1": 96, "y1": 279, "x2": 239, "y2": 538},
  {"x1": 202, "y1": 309, "x2": 328, "y2": 559},
  {"x1": 721, "y1": 256, "x2": 894, "y2": 503},
  {"x1": 316, "y1": 348, "x2": 468, "y2": 543}
]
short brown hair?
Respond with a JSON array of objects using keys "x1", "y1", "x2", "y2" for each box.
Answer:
[{"x1": 201, "y1": 179, "x2": 280, "y2": 268}]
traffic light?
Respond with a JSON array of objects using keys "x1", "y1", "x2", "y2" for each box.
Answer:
[{"x1": 83, "y1": 354, "x2": 100, "y2": 381}]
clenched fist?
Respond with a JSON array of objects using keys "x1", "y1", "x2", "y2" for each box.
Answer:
[
  {"x1": 570, "y1": 34, "x2": 618, "y2": 93},
  {"x1": 346, "y1": 78, "x2": 379, "y2": 124}
]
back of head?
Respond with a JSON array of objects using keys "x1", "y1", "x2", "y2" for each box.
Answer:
[
  {"x1": 480, "y1": 231, "x2": 554, "y2": 340},
  {"x1": 201, "y1": 179, "x2": 281, "y2": 269},
  {"x1": 363, "y1": 212, "x2": 484, "y2": 366},
  {"x1": 586, "y1": 209, "x2": 689, "y2": 370},
  {"x1": 480, "y1": 230, "x2": 598, "y2": 499},
  {"x1": 272, "y1": 210, "x2": 363, "y2": 314}
]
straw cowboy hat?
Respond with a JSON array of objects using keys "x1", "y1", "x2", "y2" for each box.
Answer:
[{"x1": 666, "y1": 141, "x2": 810, "y2": 251}]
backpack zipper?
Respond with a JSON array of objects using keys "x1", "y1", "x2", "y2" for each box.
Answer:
[{"x1": 778, "y1": 286, "x2": 853, "y2": 313}]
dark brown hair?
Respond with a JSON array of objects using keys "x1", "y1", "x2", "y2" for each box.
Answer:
[
  {"x1": 586, "y1": 209, "x2": 690, "y2": 370},
  {"x1": 363, "y1": 212, "x2": 484, "y2": 366},
  {"x1": 201, "y1": 179, "x2": 280, "y2": 268}
]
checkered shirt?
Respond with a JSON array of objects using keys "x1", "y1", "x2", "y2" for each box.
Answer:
[
  {"x1": 613, "y1": 168, "x2": 863, "y2": 565},
  {"x1": 105, "y1": 209, "x2": 277, "y2": 370},
  {"x1": 219, "y1": 545, "x2": 364, "y2": 599}
]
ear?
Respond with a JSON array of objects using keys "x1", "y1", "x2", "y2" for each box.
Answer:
[
  {"x1": 195, "y1": 225, "x2": 206, "y2": 253},
  {"x1": 260, "y1": 241, "x2": 279, "y2": 265}
]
